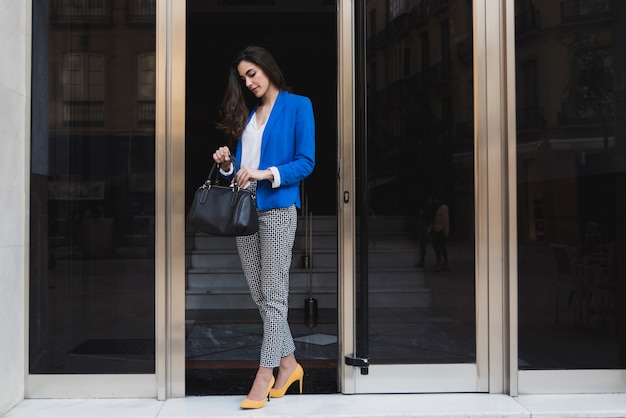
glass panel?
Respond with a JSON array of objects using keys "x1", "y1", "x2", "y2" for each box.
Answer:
[
  {"x1": 29, "y1": 0, "x2": 156, "y2": 374},
  {"x1": 516, "y1": 0, "x2": 626, "y2": 369},
  {"x1": 358, "y1": 0, "x2": 476, "y2": 365}
]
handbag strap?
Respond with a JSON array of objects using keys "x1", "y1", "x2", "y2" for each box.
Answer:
[{"x1": 205, "y1": 154, "x2": 242, "y2": 189}]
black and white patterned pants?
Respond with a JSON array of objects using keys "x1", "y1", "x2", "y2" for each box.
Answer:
[{"x1": 235, "y1": 193, "x2": 298, "y2": 368}]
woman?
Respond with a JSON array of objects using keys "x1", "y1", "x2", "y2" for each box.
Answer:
[{"x1": 212, "y1": 45, "x2": 315, "y2": 409}]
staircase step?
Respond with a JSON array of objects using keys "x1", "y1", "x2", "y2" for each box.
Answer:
[
  {"x1": 185, "y1": 268, "x2": 430, "y2": 310},
  {"x1": 185, "y1": 285, "x2": 430, "y2": 310},
  {"x1": 186, "y1": 286, "x2": 338, "y2": 310},
  {"x1": 188, "y1": 232, "x2": 337, "y2": 251},
  {"x1": 187, "y1": 247, "x2": 420, "y2": 269},
  {"x1": 185, "y1": 215, "x2": 430, "y2": 310},
  {"x1": 186, "y1": 268, "x2": 338, "y2": 289},
  {"x1": 188, "y1": 234, "x2": 425, "y2": 254},
  {"x1": 189, "y1": 250, "x2": 338, "y2": 269}
]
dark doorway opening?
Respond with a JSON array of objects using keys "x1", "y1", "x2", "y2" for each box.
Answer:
[{"x1": 185, "y1": 1, "x2": 339, "y2": 396}]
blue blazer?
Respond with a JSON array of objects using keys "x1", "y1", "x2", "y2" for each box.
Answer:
[{"x1": 230, "y1": 91, "x2": 315, "y2": 211}]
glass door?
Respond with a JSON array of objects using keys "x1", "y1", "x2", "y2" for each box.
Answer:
[{"x1": 341, "y1": 0, "x2": 484, "y2": 392}]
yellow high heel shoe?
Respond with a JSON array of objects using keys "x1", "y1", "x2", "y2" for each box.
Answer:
[
  {"x1": 269, "y1": 363, "x2": 304, "y2": 398},
  {"x1": 240, "y1": 376, "x2": 274, "y2": 409}
]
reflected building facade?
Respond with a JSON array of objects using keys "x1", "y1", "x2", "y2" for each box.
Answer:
[
  {"x1": 514, "y1": 0, "x2": 625, "y2": 369},
  {"x1": 363, "y1": 0, "x2": 625, "y2": 370},
  {"x1": 30, "y1": 0, "x2": 157, "y2": 374},
  {"x1": 359, "y1": 0, "x2": 477, "y2": 367}
]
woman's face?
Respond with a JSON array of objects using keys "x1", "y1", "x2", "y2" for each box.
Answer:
[{"x1": 237, "y1": 60, "x2": 272, "y2": 98}]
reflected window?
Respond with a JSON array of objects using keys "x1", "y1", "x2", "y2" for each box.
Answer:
[
  {"x1": 370, "y1": 9, "x2": 377, "y2": 37},
  {"x1": 440, "y1": 19, "x2": 450, "y2": 78},
  {"x1": 561, "y1": 0, "x2": 611, "y2": 21},
  {"x1": 421, "y1": 31, "x2": 429, "y2": 74},
  {"x1": 62, "y1": 0, "x2": 105, "y2": 11},
  {"x1": 129, "y1": 0, "x2": 157, "y2": 19},
  {"x1": 137, "y1": 52, "x2": 156, "y2": 124},
  {"x1": 57, "y1": 0, "x2": 109, "y2": 19},
  {"x1": 403, "y1": 45, "x2": 411, "y2": 77},
  {"x1": 389, "y1": 0, "x2": 405, "y2": 20},
  {"x1": 62, "y1": 52, "x2": 105, "y2": 126}
]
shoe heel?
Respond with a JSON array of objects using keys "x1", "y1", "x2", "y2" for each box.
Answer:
[{"x1": 269, "y1": 363, "x2": 304, "y2": 398}]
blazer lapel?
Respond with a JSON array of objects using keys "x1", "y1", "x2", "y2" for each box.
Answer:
[{"x1": 261, "y1": 91, "x2": 285, "y2": 154}]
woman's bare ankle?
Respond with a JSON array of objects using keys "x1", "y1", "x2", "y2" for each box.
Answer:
[{"x1": 247, "y1": 367, "x2": 273, "y2": 400}]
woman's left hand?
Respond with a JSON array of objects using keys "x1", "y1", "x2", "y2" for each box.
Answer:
[{"x1": 236, "y1": 167, "x2": 273, "y2": 186}]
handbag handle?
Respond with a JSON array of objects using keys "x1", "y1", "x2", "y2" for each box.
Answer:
[{"x1": 205, "y1": 154, "x2": 242, "y2": 190}]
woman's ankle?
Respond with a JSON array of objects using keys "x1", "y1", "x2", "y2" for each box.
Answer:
[{"x1": 279, "y1": 355, "x2": 297, "y2": 371}]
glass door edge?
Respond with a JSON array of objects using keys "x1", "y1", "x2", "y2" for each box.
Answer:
[
  {"x1": 503, "y1": 0, "x2": 519, "y2": 397},
  {"x1": 155, "y1": 0, "x2": 168, "y2": 400}
]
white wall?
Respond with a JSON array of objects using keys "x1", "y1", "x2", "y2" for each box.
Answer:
[{"x1": 0, "y1": 0, "x2": 27, "y2": 414}]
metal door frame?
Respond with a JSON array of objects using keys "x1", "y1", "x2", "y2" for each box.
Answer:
[
  {"x1": 504, "y1": 0, "x2": 626, "y2": 395},
  {"x1": 163, "y1": 0, "x2": 186, "y2": 399},
  {"x1": 25, "y1": 0, "x2": 184, "y2": 399}
]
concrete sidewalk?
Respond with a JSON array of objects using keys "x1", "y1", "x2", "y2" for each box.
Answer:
[{"x1": 4, "y1": 393, "x2": 626, "y2": 417}]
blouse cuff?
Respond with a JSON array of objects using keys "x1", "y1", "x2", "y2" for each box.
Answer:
[
  {"x1": 219, "y1": 164, "x2": 234, "y2": 176},
  {"x1": 268, "y1": 166, "x2": 280, "y2": 188}
]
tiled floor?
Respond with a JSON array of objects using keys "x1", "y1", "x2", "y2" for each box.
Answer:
[{"x1": 4, "y1": 393, "x2": 626, "y2": 417}]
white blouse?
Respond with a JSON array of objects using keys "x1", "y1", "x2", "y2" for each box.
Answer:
[
  {"x1": 221, "y1": 111, "x2": 280, "y2": 188},
  {"x1": 240, "y1": 113, "x2": 264, "y2": 170}
]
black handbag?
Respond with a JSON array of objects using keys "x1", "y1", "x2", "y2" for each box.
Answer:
[{"x1": 187, "y1": 156, "x2": 258, "y2": 236}]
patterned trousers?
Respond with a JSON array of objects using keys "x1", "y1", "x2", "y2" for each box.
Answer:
[{"x1": 236, "y1": 202, "x2": 298, "y2": 368}]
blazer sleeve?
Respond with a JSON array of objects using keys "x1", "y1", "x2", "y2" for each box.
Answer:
[{"x1": 273, "y1": 95, "x2": 315, "y2": 186}]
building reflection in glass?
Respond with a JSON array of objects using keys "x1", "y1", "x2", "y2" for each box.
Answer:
[
  {"x1": 516, "y1": 0, "x2": 626, "y2": 369},
  {"x1": 361, "y1": 0, "x2": 476, "y2": 365},
  {"x1": 29, "y1": 0, "x2": 156, "y2": 374}
]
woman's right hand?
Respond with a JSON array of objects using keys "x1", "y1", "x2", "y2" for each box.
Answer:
[{"x1": 213, "y1": 146, "x2": 232, "y2": 171}]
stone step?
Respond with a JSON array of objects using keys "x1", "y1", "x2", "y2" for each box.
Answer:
[
  {"x1": 186, "y1": 216, "x2": 419, "y2": 251},
  {"x1": 185, "y1": 267, "x2": 430, "y2": 310},
  {"x1": 187, "y1": 230, "x2": 417, "y2": 252},
  {"x1": 188, "y1": 246, "x2": 421, "y2": 269},
  {"x1": 185, "y1": 215, "x2": 428, "y2": 310},
  {"x1": 186, "y1": 268, "x2": 339, "y2": 289},
  {"x1": 186, "y1": 268, "x2": 425, "y2": 289},
  {"x1": 185, "y1": 285, "x2": 339, "y2": 310},
  {"x1": 185, "y1": 284, "x2": 431, "y2": 310},
  {"x1": 188, "y1": 232, "x2": 339, "y2": 251},
  {"x1": 188, "y1": 249, "x2": 340, "y2": 269}
]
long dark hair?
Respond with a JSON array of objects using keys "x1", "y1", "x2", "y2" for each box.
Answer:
[{"x1": 216, "y1": 45, "x2": 290, "y2": 140}]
